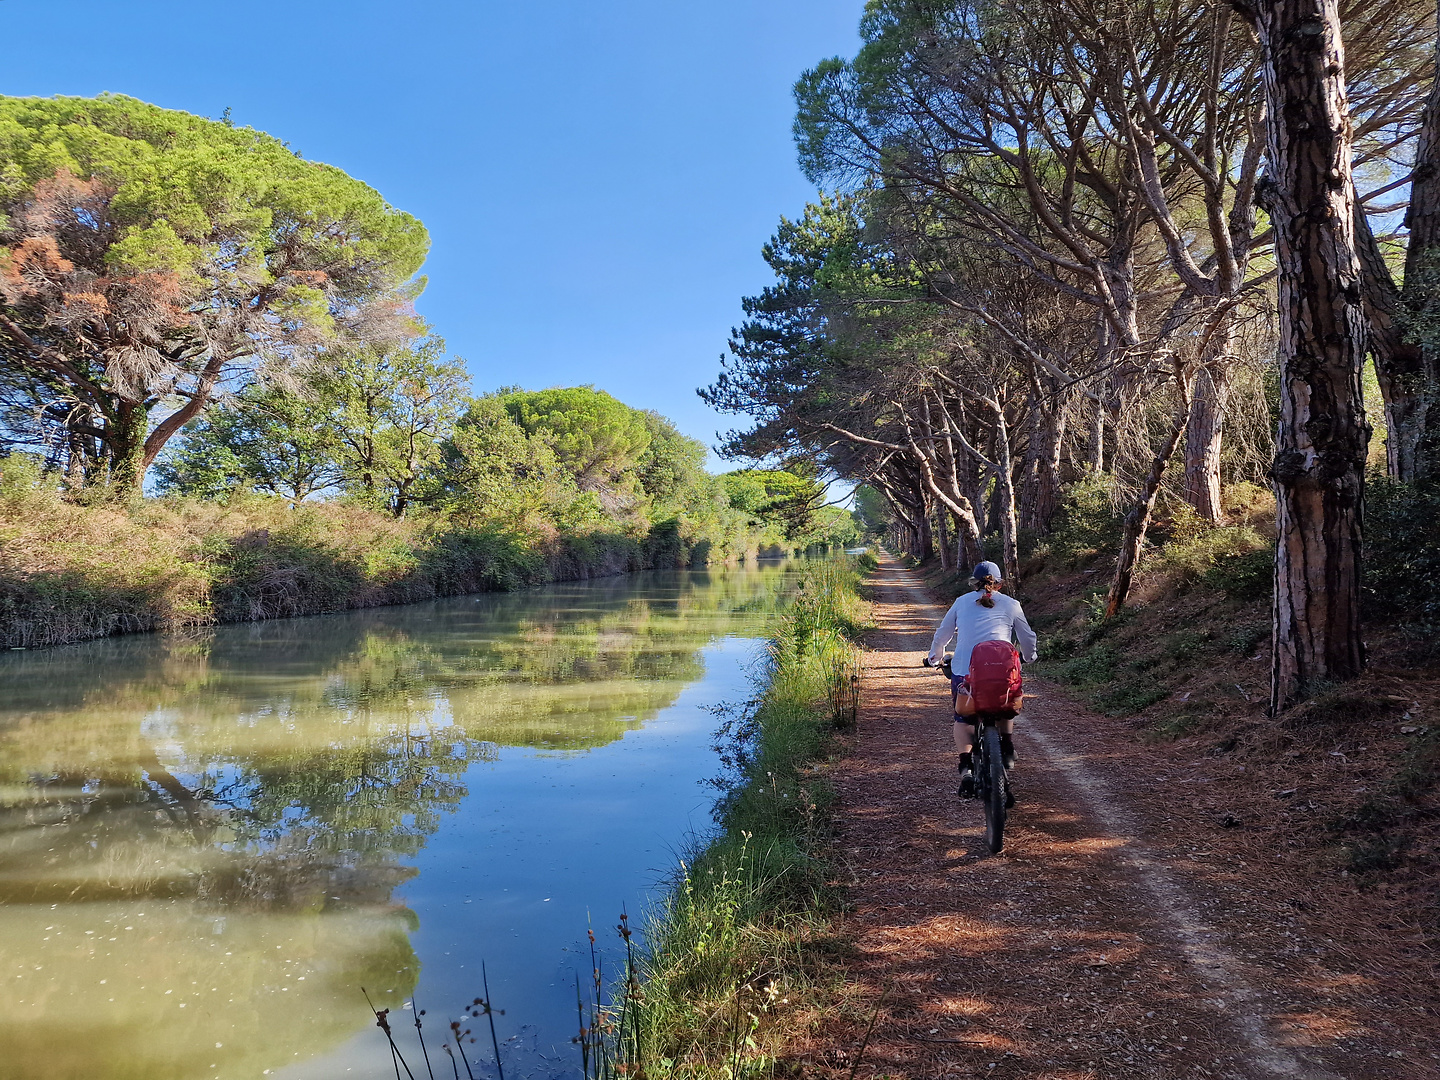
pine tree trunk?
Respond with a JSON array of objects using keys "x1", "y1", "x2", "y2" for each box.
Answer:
[
  {"x1": 1183, "y1": 362, "x2": 1230, "y2": 522},
  {"x1": 916, "y1": 502, "x2": 934, "y2": 562},
  {"x1": 106, "y1": 402, "x2": 149, "y2": 495},
  {"x1": 1033, "y1": 398, "x2": 1066, "y2": 532},
  {"x1": 1251, "y1": 0, "x2": 1369, "y2": 711},
  {"x1": 992, "y1": 413, "x2": 1021, "y2": 583},
  {"x1": 1105, "y1": 404, "x2": 1187, "y2": 618},
  {"x1": 956, "y1": 512, "x2": 975, "y2": 572},
  {"x1": 1019, "y1": 393, "x2": 1042, "y2": 532},
  {"x1": 934, "y1": 504, "x2": 952, "y2": 571},
  {"x1": 1397, "y1": 0, "x2": 1440, "y2": 483},
  {"x1": 1088, "y1": 396, "x2": 1106, "y2": 472}
]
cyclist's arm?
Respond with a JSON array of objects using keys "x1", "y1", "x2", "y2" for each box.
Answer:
[
  {"x1": 929, "y1": 602, "x2": 958, "y2": 664},
  {"x1": 1013, "y1": 606, "x2": 1038, "y2": 663}
]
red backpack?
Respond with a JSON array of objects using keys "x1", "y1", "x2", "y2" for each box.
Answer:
[{"x1": 967, "y1": 640, "x2": 1023, "y2": 716}]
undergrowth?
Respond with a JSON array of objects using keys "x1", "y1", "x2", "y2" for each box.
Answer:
[
  {"x1": 602, "y1": 558, "x2": 869, "y2": 1079},
  {"x1": 0, "y1": 456, "x2": 726, "y2": 649}
]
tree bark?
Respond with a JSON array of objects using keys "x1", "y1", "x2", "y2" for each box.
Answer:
[
  {"x1": 934, "y1": 502, "x2": 952, "y2": 571},
  {"x1": 1248, "y1": 0, "x2": 1369, "y2": 711},
  {"x1": 1031, "y1": 391, "x2": 1066, "y2": 533},
  {"x1": 1088, "y1": 393, "x2": 1106, "y2": 473},
  {"x1": 1353, "y1": 201, "x2": 1423, "y2": 479},
  {"x1": 1183, "y1": 361, "x2": 1231, "y2": 522},
  {"x1": 1395, "y1": 0, "x2": 1440, "y2": 483},
  {"x1": 107, "y1": 401, "x2": 149, "y2": 495},
  {"x1": 1105, "y1": 399, "x2": 1188, "y2": 618},
  {"x1": 1354, "y1": 190, "x2": 1437, "y2": 481},
  {"x1": 991, "y1": 413, "x2": 1021, "y2": 583}
]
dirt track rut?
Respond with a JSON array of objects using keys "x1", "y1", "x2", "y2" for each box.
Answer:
[{"x1": 816, "y1": 558, "x2": 1403, "y2": 1080}]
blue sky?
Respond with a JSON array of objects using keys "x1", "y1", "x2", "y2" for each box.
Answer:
[{"x1": 1, "y1": 0, "x2": 865, "y2": 468}]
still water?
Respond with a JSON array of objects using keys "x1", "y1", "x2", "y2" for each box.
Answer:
[{"x1": 0, "y1": 563, "x2": 798, "y2": 1080}]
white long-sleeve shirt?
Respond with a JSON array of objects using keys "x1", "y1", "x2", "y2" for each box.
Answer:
[{"x1": 929, "y1": 591, "x2": 1038, "y2": 673}]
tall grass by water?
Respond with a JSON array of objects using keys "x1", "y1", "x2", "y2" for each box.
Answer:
[
  {"x1": 0, "y1": 455, "x2": 725, "y2": 649},
  {"x1": 594, "y1": 557, "x2": 869, "y2": 1078}
]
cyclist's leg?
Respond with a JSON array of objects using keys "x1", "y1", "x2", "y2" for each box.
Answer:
[
  {"x1": 953, "y1": 716, "x2": 975, "y2": 753},
  {"x1": 954, "y1": 717, "x2": 977, "y2": 796},
  {"x1": 997, "y1": 715, "x2": 1017, "y2": 768}
]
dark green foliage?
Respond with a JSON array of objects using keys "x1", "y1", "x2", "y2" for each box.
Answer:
[
  {"x1": 643, "y1": 518, "x2": 687, "y2": 568},
  {"x1": 1364, "y1": 478, "x2": 1440, "y2": 634},
  {"x1": 1059, "y1": 645, "x2": 1118, "y2": 686},
  {"x1": 1094, "y1": 683, "x2": 1170, "y2": 716},
  {"x1": 548, "y1": 532, "x2": 646, "y2": 581},
  {"x1": 1201, "y1": 546, "x2": 1274, "y2": 601},
  {"x1": 1042, "y1": 631, "x2": 1079, "y2": 660},
  {"x1": 417, "y1": 529, "x2": 546, "y2": 593},
  {"x1": 1228, "y1": 623, "x2": 1269, "y2": 656},
  {"x1": 1047, "y1": 477, "x2": 1123, "y2": 564},
  {"x1": 1165, "y1": 630, "x2": 1213, "y2": 663}
]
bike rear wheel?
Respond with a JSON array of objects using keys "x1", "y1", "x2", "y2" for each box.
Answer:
[{"x1": 982, "y1": 724, "x2": 1008, "y2": 853}]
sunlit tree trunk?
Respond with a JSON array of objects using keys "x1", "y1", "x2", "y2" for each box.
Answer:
[
  {"x1": 1088, "y1": 394, "x2": 1106, "y2": 472},
  {"x1": 1105, "y1": 391, "x2": 1188, "y2": 617},
  {"x1": 1248, "y1": 0, "x2": 1369, "y2": 711},
  {"x1": 934, "y1": 503, "x2": 952, "y2": 571},
  {"x1": 993, "y1": 418, "x2": 1020, "y2": 583},
  {"x1": 1183, "y1": 359, "x2": 1231, "y2": 522}
]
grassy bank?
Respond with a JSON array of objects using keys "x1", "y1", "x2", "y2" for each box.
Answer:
[
  {"x1": 0, "y1": 458, "x2": 784, "y2": 650},
  {"x1": 579, "y1": 558, "x2": 869, "y2": 1079}
]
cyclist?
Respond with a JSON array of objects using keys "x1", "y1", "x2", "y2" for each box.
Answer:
[{"x1": 928, "y1": 561, "x2": 1038, "y2": 797}]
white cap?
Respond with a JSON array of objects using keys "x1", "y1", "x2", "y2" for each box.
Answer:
[{"x1": 972, "y1": 560, "x2": 1002, "y2": 581}]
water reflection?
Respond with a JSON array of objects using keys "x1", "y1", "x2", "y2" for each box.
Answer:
[{"x1": 0, "y1": 565, "x2": 794, "y2": 1080}]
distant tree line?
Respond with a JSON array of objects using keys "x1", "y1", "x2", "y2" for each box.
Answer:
[
  {"x1": 704, "y1": 0, "x2": 1440, "y2": 708},
  {"x1": 0, "y1": 93, "x2": 857, "y2": 564}
]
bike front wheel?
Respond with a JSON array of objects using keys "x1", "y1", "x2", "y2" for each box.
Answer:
[{"x1": 982, "y1": 725, "x2": 1008, "y2": 853}]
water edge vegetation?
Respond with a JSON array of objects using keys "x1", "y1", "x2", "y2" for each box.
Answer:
[{"x1": 569, "y1": 556, "x2": 873, "y2": 1079}]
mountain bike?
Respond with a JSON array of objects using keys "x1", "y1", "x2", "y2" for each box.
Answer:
[{"x1": 924, "y1": 653, "x2": 1014, "y2": 854}]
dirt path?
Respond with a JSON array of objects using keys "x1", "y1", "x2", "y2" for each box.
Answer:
[{"x1": 814, "y1": 557, "x2": 1432, "y2": 1080}]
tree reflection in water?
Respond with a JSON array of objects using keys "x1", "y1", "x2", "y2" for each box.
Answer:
[{"x1": 0, "y1": 565, "x2": 794, "y2": 1080}]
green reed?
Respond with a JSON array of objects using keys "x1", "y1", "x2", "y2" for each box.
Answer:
[{"x1": 591, "y1": 556, "x2": 868, "y2": 1078}]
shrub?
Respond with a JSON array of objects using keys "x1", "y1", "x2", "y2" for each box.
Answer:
[
  {"x1": 1059, "y1": 644, "x2": 1118, "y2": 685},
  {"x1": 1202, "y1": 546, "x2": 1273, "y2": 601},
  {"x1": 1154, "y1": 524, "x2": 1270, "y2": 590},
  {"x1": 1048, "y1": 475, "x2": 1123, "y2": 564},
  {"x1": 1365, "y1": 477, "x2": 1440, "y2": 634},
  {"x1": 1094, "y1": 683, "x2": 1169, "y2": 715}
]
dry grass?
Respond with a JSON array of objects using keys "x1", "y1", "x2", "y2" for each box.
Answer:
[{"x1": 0, "y1": 459, "x2": 656, "y2": 648}]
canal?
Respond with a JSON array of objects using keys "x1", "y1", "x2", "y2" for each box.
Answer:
[{"x1": 0, "y1": 562, "x2": 799, "y2": 1079}]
